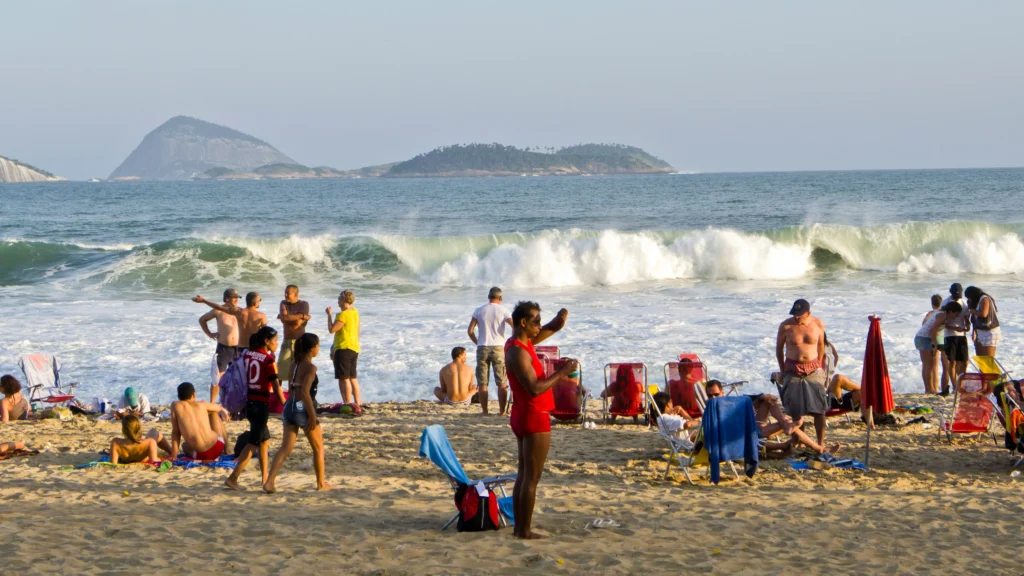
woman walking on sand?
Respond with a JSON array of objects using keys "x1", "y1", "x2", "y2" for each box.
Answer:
[
  {"x1": 914, "y1": 294, "x2": 945, "y2": 394},
  {"x1": 263, "y1": 333, "x2": 334, "y2": 492},
  {"x1": 966, "y1": 286, "x2": 1000, "y2": 358}
]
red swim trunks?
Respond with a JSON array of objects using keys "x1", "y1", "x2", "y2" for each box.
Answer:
[
  {"x1": 510, "y1": 407, "x2": 551, "y2": 438},
  {"x1": 192, "y1": 437, "x2": 225, "y2": 461}
]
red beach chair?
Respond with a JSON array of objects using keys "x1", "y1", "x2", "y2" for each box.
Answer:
[
  {"x1": 603, "y1": 363, "x2": 648, "y2": 424},
  {"x1": 18, "y1": 353, "x2": 79, "y2": 408},
  {"x1": 550, "y1": 358, "x2": 588, "y2": 423},
  {"x1": 665, "y1": 355, "x2": 709, "y2": 419},
  {"x1": 939, "y1": 372, "x2": 999, "y2": 444}
]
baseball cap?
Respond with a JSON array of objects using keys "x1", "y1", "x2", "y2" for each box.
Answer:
[
  {"x1": 223, "y1": 288, "x2": 241, "y2": 300},
  {"x1": 124, "y1": 387, "x2": 139, "y2": 407},
  {"x1": 949, "y1": 283, "x2": 963, "y2": 298},
  {"x1": 789, "y1": 299, "x2": 810, "y2": 316}
]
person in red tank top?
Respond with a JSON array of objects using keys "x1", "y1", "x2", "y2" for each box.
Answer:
[{"x1": 505, "y1": 300, "x2": 577, "y2": 540}]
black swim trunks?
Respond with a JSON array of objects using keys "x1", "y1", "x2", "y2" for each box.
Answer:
[
  {"x1": 333, "y1": 349, "x2": 358, "y2": 379},
  {"x1": 829, "y1": 391, "x2": 857, "y2": 412},
  {"x1": 944, "y1": 336, "x2": 969, "y2": 363},
  {"x1": 216, "y1": 343, "x2": 242, "y2": 372},
  {"x1": 245, "y1": 400, "x2": 271, "y2": 445}
]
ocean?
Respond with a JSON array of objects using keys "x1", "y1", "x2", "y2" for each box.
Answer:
[{"x1": 2, "y1": 169, "x2": 1023, "y2": 405}]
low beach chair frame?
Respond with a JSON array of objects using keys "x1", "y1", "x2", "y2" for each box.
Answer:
[
  {"x1": 418, "y1": 425, "x2": 516, "y2": 530},
  {"x1": 664, "y1": 359, "x2": 709, "y2": 418},
  {"x1": 647, "y1": 389, "x2": 740, "y2": 485},
  {"x1": 938, "y1": 372, "x2": 999, "y2": 445},
  {"x1": 18, "y1": 353, "x2": 80, "y2": 407},
  {"x1": 552, "y1": 360, "x2": 590, "y2": 424},
  {"x1": 602, "y1": 363, "x2": 649, "y2": 424}
]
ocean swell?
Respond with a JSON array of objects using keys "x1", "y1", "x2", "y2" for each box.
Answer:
[{"x1": 4, "y1": 220, "x2": 1024, "y2": 291}]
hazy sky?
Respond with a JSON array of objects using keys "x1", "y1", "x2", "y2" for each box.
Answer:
[{"x1": 2, "y1": 1, "x2": 1022, "y2": 180}]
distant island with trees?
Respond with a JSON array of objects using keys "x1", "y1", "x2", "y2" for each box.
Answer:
[{"x1": 195, "y1": 143, "x2": 674, "y2": 180}]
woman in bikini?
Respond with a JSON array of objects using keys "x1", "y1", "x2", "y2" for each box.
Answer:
[
  {"x1": 263, "y1": 332, "x2": 334, "y2": 492},
  {"x1": 110, "y1": 414, "x2": 159, "y2": 464},
  {"x1": 1, "y1": 375, "x2": 32, "y2": 422}
]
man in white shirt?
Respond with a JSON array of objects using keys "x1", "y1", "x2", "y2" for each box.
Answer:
[
  {"x1": 940, "y1": 282, "x2": 971, "y2": 396},
  {"x1": 468, "y1": 287, "x2": 513, "y2": 415}
]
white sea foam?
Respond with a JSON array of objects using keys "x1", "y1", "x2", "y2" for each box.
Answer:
[
  {"x1": 425, "y1": 229, "x2": 813, "y2": 287},
  {"x1": 896, "y1": 232, "x2": 1024, "y2": 274}
]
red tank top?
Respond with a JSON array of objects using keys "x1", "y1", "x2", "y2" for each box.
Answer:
[{"x1": 505, "y1": 338, "x2": 554, "y2": 413}]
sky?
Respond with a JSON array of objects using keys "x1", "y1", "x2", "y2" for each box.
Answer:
[{"x1": 1, "y1": 1, "x2": 1022, "y2": 180}]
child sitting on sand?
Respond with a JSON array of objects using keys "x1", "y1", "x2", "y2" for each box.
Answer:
[{"x1": 110, "y1": 414, "x2": 159, "y2": 464}]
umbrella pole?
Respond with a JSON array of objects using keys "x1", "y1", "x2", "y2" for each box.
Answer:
[{"x1": 864, "y1": 405, "x2": 873, "y2": 468}]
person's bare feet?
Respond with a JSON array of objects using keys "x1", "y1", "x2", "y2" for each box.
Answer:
[
  {"x1": 224, "y1": 478, "x2": 245, "y2": 491},
  {"x1": 262, "y1": 481, "x2": 277, "y2": 494},
  {"x1": 827, "y1": 443, "x2": 842, "y2": 456},
  {"x1": 316, "y1": 483, "x2": 338, "y2": 491},
  {"x1": 514, "y1": 531, "x2": 546, "y2": 540}
]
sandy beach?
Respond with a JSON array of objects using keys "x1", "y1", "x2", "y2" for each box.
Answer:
[{"x1": 0, "y1": 394, "x2": 1021, "y2": 575}]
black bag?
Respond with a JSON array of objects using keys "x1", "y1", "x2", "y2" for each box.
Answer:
[{"x1": 454, "y1": 483, "x2": 500, "y2": 532}]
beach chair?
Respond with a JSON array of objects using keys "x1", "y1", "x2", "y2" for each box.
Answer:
[
  {"x1": 647, "y1": 388, "x2": 700, "y2": 484},
  {"x1": 603, "y1": 363, "x2": 648, "y2": 424},
  {"x1": 970, "y1": 355, "x2": 1012, "y2": 389},
  {"x1": 17, "y1": 353, "x2": 79, "y2": 407},
  {"x1": 549, "y1": 358, "x2": 589, "y2": 423},
  {"x1": 990, "y1": 381, "x2": 1024, "y2": 468},
  {"x1": 938, "y1": 373, "x2": 999, "y2": 444},
  {"x1": 418, "y1": 424, "x2": 515, "y2": 530},
  {"x1": 665, "y1": 356, "x2": 709, "y2": 419}
]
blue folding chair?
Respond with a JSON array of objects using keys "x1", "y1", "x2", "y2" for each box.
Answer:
[{"x1": 418, "y1": 424, "x2": 516, "y2": 529}]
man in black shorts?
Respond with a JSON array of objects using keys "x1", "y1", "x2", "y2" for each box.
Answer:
[{"x1": 195, "y1": 288, "x2": 243, "y2": 402}]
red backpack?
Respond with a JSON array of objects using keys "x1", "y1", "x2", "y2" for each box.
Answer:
[{"x1": 454, "y1": 483, "x2": 500, "y2": 532}]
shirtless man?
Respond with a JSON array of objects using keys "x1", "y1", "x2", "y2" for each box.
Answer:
[
  {"x1": 775, "y1": 299, "x2": 828, "y2": 448},
  {"x1": 193, "y1": 291, "x2": 267, "y2": 351},
  {"x1": 149, "y1": 382, "x2": 230, "y2": 461},
  {"x1": 277, "y1": 285, "x2": 311, "y2": 387},
  {"x1": 196, "y1": 288, "x2": 242, "y2": 402},
  {"x1": 434, "y1": 347, "x2": 479, "y2": 406}
]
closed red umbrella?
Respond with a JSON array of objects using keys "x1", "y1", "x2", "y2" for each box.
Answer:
[
  {"x1": 860, "y1": 315, "x2": 894, "y2": 415},
  {"x1": 861, "y1": 315, "x2": 894, "y2": 468}
]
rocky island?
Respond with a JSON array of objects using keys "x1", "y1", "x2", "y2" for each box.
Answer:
[
  {"x1": 108, "y1": 116, "x2": 298, "y2": 180},
  {"x1": 0, "y1": 155, "x2": 65, "y2": 183},
  {"x1": 380, "y1": 143, "x2": 675, "y2": 177}
]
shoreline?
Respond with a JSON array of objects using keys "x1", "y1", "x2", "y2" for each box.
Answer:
[{"x1": 2, "y1": 392, "x2": 1020, "y2": 573}]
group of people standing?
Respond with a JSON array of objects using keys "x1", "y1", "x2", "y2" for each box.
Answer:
[
  {"x1": 915, "y1": 282, "x2": 1001, "y2": 395},
  {"x1": 186, "y1": 284, "x2": 361, "y2": 491}
]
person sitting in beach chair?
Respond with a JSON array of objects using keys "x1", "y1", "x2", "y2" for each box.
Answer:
[
  {"x1": 706, "y1": 381, "x2": 839, "y2": 456},
  {"x1": 549, "y1": 358, "x2": 589, "y2": 422},
  {"x1": 1, "y1": 375, "x2": 32, "y2": 422},
  {"x1": 602, "y1": 363, "x2": 646, "y2": 424},
  {"x1": 824, "y1": 334, "x2": 868, "y2": 421},
  {"x1": 434, "y1": 347, "x2": 479, "y2": 406},
  {"x1": 649, "y1": 391, "x2": 701, "y2": 439},
  {"x1": 110, "y1": 414, "x2": 159, "y2": 465}
]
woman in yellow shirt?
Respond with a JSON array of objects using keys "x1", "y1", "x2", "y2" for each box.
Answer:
[{"x1": 326, "y1": 290, "x2": 362, "y2": 415}]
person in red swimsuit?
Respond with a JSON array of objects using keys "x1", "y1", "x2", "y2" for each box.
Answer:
[{"x1": 505, "y1": 301, "x2": 577, "y2": 539}]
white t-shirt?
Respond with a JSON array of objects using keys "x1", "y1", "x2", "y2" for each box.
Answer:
[
  {"x1": 118, "y1": 393, "x2": 151, "y2": 414},
  {"x1": 472, "y1": 303, "x2": 512, "y2": 347},
  {"x1": 940, "y1": 296, "x2": 970, "y2": 337}
]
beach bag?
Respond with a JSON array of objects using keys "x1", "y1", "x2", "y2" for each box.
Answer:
[
  {"x1": 454, "y1": 482, "x2": 500, "y2": 532},
  {"x1": 219, "y1": 355, "x2": 248, "y2": 416}
]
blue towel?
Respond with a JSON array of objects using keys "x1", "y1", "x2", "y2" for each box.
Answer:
[
  {"x1": 789, "y1": 454, "x2": 868, "y2": 471},
  {"x1": 702, "y1": 396, "x2": 759, "y2": 484},
  {"x1": 497, "y1": 496, "x2": 515, "y2": 526},
  {"x1": 418, "y1": 425, "x2": 470, "y2": 485}
]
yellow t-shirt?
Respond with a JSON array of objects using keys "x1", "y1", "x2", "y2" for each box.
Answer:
[{"x1": 333, "y1": 308, "x2": 360, "y2": 353}]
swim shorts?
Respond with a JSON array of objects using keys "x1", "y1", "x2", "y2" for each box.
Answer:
[
  {"x1": 944, "y1": 336, "x2": 969, "y2": 362},
  {"x1": 781, "y1": 369, "x2": 828, "y2": 418},
  {"x1": 333, "y1": 348, "x2": 358, "y2": 379},
  {"x1": 192, "y1": 437, "x2": 225, "y2": 461},
  {"x1": 245, "y1": 400, "x2": 271, "y2": 445},
  {"x1": 829, "y1": 391, "x2": 858, "y2": 412},
  {"x1": 215, "y1": 343, "x2": 241, "y2": 372},
  {"x1": 278, "y1": 339, "x2": 296, "y2": 381},
  {"x1": 976, "y1": 328, "x2": 1001, "y2": 348},
  {"x1": 510, "y1": 407, "x2": 551, "y2": 438}
]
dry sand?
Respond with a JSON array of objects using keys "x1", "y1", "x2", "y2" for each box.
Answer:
[{"x1": 1, "y1": 393, "x2": 1022, "y2": 575}]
